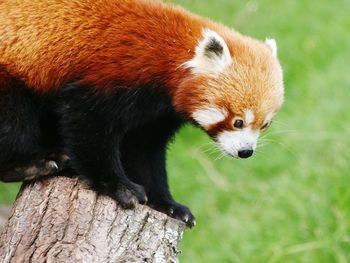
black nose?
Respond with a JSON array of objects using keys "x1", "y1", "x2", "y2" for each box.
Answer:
[{"x1": 238, "y1": 149, "x2": 254, "y2": 158}]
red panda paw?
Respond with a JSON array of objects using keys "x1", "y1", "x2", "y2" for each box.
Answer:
[
  {"x1": 151, "y1": 201, "x2": 196, "y2": 228},
  {"x1": 114, "y1": 182, "x2": 148, "y2": 209}
]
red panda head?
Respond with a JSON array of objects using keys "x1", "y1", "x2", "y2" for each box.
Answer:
[{"x1": 175, "y1": 28, "x2": 284, "y2": 159}]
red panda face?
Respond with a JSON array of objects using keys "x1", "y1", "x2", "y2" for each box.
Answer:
[{"x1": 177, "y1": 28, "x2": 284, "y2": 158}]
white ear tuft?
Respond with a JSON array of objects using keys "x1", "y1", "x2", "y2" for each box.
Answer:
[
  {"x1": 184, "y1": 29, "x2": 232, "y2": 74},
  {"x1": 265, "y1": 38, "x2": 277, "y2": 57}
]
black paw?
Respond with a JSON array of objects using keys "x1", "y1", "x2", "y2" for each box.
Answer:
[
  {"x1": 21, "y1": 159, "x2": 59, "y2": 179},
  {"x1": 151, "y1": 201, "x2": 196, "y2": 228},
  {"x1": 50, "y1": 154, "x2": 70, "y2": 170},
  {"x1": 114, "y1": 182, "x2": 148, "y2": 209}
]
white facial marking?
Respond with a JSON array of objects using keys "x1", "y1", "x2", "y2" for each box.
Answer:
[
  {"x1": 217, "y1": 128, "x2": 260, "y2": 157},
  {"x1": 265, "y1": 38, "x2": 277, "y2": 57},
  {"x1": 184, "y1": 28, "x2": 232, "y2": 74},
  {"x1": 245, "y1": 109, "x2": 255, "y2": 125},
  {"x1": 264, "y1": 112, "x2": 274, "y2": 125},
  {"x1": 192, "y1": 107, "x2": 228, "y2": 129}
]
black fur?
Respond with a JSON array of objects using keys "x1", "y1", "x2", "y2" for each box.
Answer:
[
  {"x1": 0, "y1": 82, "x2": 61, "y2": 178},
  {"x1": 0, "y1": 80, "x2": 195, "y2": 227},
  {"x1": 204, "y1": 37, "x2": 224, "y2": 57}
]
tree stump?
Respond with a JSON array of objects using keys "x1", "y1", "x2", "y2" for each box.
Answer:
[
  {"x1": 0, "y1": 176, "x2": 186, "y2": 263},
  {"x1": 0, "y1": 205, "x2": 11, "y2": 229}
]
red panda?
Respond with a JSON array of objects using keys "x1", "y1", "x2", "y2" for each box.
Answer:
[{"x1": 0, "y1": 0, "x2": 284, "y2": 227}]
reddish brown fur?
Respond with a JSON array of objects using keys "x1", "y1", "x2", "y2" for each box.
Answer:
[
  {"x1": 0, "y1": 0, "x2": 283, "y2": 122},
  {"x1": 0, "y1": 0, "x2": 205, "y2": 91},
  {"x1": 174, "y1": 38, "x2": 284, "y2": 131}
]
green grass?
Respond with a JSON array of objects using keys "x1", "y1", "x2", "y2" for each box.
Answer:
[{"x1": 1, "y1": 0, "x2": 350, "y2": 262}]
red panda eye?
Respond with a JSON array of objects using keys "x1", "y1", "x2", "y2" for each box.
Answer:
[
  {"x1": 261, "y1": 122, "x2": 270, "y2": 131},
  {"x1": 233, "y1": 119, "x2": 244, "y2": 129}
]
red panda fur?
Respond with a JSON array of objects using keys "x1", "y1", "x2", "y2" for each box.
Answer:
[
  {"x1": 0, "y1": 0, "x2": 282, "y2": 128},
  {"x1": 1, "y1": 0, "x2": 203, "y2": 90},
  {"x1": 0, "y1": 0, "x2": 284, "y2": 226}
]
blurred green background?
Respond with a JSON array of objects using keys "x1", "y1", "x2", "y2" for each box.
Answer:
[{"x1": 1, "y1": 0, "x2": 350, "y2": 262}]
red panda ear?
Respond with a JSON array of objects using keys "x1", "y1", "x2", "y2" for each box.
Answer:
[
  {"x1": 265, "y1": 38, "x2": 278, "y2": 57},
  {"x1": 184, "y1": 29, "x2": 232, "y2": 74}
]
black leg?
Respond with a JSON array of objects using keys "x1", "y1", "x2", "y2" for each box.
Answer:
[
  {"x1": 58, "y1": 86, "x2": 149, "y2": 208},
  {"x1": 0, "y1": 72, "x2": 60, "y2": 181},
  {"x1": 121, "y1": 114, "x2": 196, "y2": 227},
  {"x1": 0, "y1": 154, "x2": 71, "y2": 182}
]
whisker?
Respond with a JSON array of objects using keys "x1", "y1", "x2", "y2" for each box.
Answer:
[
  {"x1": 256, "y1": 143, "x2": 269, "y2": 148},
  {"x1": 254, "y1": 148, "x2": 266, "y2": 155},
  {"x1": 214, "y1": 152, "x2": 226, "y2": 162},
  {"x1": 257, "y1": 136, "x2": 296, "y2": 156},
  {"x1": 197, "y1": 141, "x2": 216, "y2": 150},
  {"x1": 190, "y1": 149, "x2": 231, "y2": 191},
  {"x1": 262, "y1": 130, "x2": 297, "y2": 137},
  {"x1": 271, "y1": 119, "x2": 288, "y2": 126},
  {"x1": 201, "y1": 146, "x2": 217, "y2": 154},
  {"x1": 207, "y1": 149, "x2": 222, "y2": 158}
]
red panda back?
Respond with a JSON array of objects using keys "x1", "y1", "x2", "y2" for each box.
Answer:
[{"x1": 0, "y1": 0, "x2": 209, "y2": 92}]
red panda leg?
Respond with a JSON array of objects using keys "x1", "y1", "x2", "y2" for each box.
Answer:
[
  {"x1": 0, "y1": 69, "x2": 62, "y2": 181},
  {"x1": 58, "y1": 85, "x2": 148, "y2": 209},
  {"x1": 0, "y1": 70, "x2": 43, "y2": 178},
  {"x1": 121, "y1": 113, "x2": 196, "y2": 227}
]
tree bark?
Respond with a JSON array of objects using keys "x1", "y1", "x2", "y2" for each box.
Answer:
[
  {"x1": 0, "y1": 176, "x2": 186, "y2": 263},
  {"x1": 0, "y1": 205, "x2": 11, "y2": 230}
]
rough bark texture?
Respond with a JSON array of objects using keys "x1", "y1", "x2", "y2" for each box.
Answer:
[
  {"x1": 0, "y1": 205, "x2": 11, "y2": 229},
  {"x1": 0, "y1": 176, "x2": 186, "y2": 263}
]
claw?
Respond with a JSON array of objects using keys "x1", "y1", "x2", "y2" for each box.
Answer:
[
  {"x1": 150, "y1": 201, "x2": 196, "y2": 228},
  {"x1": 114, "y1": 182, "x2": 147, "y2": 209},
  {"x1": 183, "y1": 214, "x2": 189, "y2": 223},
  {"x1": 48, "y1": 161, "x2": 58, "y2": 170},
  {"x1": 60, "y1": 154, "x2": 70, "y2": 162},
  {"x1": 141, "y1": 195, "x2": 148, "y2": 205}
]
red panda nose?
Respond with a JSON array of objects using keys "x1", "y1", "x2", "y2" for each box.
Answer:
[{"x1": 238, "y1": 149, "x2": 254, "y2": 158}]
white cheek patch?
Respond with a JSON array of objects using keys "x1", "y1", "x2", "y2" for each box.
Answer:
[
  {"x1": 183, "y1": 28, "x2": 232, "y2": 74},
  {"x1": 216, "y1": 128, "x2": 260, "y2": 157},
  {"x1": 244, "y1": 109, "x2": 255, "y2": 125},
  {"x1": 264, "y1": 112, "x2": 274, "y2": 124},
  {"x1": 192, "y1": 107, "x2": 228, "y2": 129}
]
